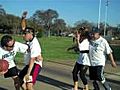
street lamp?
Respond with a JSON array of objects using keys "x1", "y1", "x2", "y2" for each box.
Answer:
[
  {"x1": 104, "y1": 0, "x2": 109, "y2": 37},
  {"x1": 98, "y1": 0, "x2": 102, "y2": 29}
]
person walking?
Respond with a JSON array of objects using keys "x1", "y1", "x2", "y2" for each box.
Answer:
[
  {"x1": 89, "y1": 28, "x2": 117, "y2": 90},
  {"x1": 72, "y1": 28, "x2": 90, "y2": 90}
]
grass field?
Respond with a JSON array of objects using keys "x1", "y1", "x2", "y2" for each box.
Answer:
[
  {"x1": 15, "y1": 36, "x2": 79, "y2": 63},
  {"x1": 0, "y1": 34, "x2": 120, "y2": 63}
]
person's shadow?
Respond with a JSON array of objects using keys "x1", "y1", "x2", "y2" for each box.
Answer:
[
  {"x1": 0, "y1": 87, "x2": 8, "y2": 90},
  {"x1": 37, "y1": 75, "x2": 82, "y2": 90}
]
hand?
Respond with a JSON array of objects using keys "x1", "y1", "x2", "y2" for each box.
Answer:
[
  {"x1": 76, "y1": 33, "x2": 80, "y2": 40},
  {"x1": 24, "y1": 74, "x2": 29, "y2": 82},
  {"x1": 24, "y1": 74, "x2": 32, "y2": 83},
  {"x1": 0, "y1": 70, "x2": 8, "y2": 75}
]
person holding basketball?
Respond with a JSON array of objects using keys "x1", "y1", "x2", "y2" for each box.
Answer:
[
  {"x1": 19, "y1": 27, "x2": 43, "y2": 90},
  {"x1": 0, "y1": 35, "x2": 28, "y2": 90}
]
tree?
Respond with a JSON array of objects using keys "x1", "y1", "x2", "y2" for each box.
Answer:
[
  {"x1": 0, "y1": 5, "x2": 6, "y2": 15},
  {"x1": 32, "y1": 9, "x2": 59, "y2": 37},
  {"x1": 117, "y1": 24, "x2": 120, "y2": 33},
  {"x1": 74, "y1": 19, "x2": 93, "y2": 31},
  {"x1": 52, "y1": 19, "x2": 66, "y2": 36}
]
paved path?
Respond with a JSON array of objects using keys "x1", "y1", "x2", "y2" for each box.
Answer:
[
  {"x1": 48, "y1": 60, "x2": 120, "y2": 84},
  {"x1": 0, "y1": 61, "x2": 120, "y2": 90}
]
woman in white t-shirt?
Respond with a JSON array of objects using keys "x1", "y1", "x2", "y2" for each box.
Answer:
[{"x1": 72, "y1": 29, "x2": 90, "y2": 90}]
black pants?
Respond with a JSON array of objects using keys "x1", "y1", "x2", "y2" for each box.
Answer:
[
  {"x1": 72, "y1": 62, "x2": 88, "y2": 85},
  {"x1": 89, "y1": 66, "x2": 111, "y2": 90}
]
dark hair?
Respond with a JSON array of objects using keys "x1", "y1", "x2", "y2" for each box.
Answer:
[
  {"x1": 24, "y1": 27, "x2": 35, "y2": 36},
  {"x1": 92, "y1": 27, "x2": 101, "y2": 34},
  {"x1": 77, "y1": 27, "x2": 85, "y2": 33},
  {"x1": 78, "y1": 30, "x2": 90, "y2": 43},
  {"x1": 1, "y1": 35, "x2": 13, "y2": 47}
]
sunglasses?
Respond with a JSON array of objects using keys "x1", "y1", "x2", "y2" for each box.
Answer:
[{"x1": 6, "y1": 40, "x2": 15, "y2": 48}]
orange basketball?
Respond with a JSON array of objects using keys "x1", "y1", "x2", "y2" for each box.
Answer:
[{"x1": 0, "y1": 60, "x2": 9, "y2": 72}]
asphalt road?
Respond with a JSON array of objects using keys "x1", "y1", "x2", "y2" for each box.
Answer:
[{"x1": 0, "y1": 61, "x2": 120, "y2": 90}]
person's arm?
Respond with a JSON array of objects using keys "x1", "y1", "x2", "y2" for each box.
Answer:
[
  {"x1": 0, "y1": 71, "x2": 8, "y2": 75},
  {"x1": 76, "y1": 31, "x2": 80, "y2": 46},
  {"x1": 24, "y1": 57, "x2": 35, "y2": 82},
  {"x1": 108, "y1": 53, "x2": 117, "y2": 68},
  {"x1": 104, "y1": 39, "x2": 117, "y2": 68},
  {"x1": 27, "y1": 57, "x2": 35, "y2": 75}
]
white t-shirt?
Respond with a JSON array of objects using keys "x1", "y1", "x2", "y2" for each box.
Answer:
[
  {"x1": 77, "y1": 39, "x2": 90, "y2": 66},
  {"x1": 0, "y1": 42, "x2": 28, "y2": 69},
  {"x1": 89, "y1": 36, "x2": 112, "y2": 66},
  {"x1": 24, "y1": 37, "x2": 42, "y2": 67}
]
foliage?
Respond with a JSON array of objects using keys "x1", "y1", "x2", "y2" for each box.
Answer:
[
  {"x1": 0, "y1": 5, "x2": 6, "y2": 15},
  {"x1": 14, "y1": 36, "x2": 79, "y2": 62},
  {"x1": 0, "y1": 35, "x2": 120, "y2": 63},
  {"x1": 52, "y1": 19, "x2": 67, "y2": 36},
  {"x1": 31, "y1": 9, "x2": 59, "y2": 37},
  {"x1": 0, "y1": 5, "x2": 120, "y2": 37}
]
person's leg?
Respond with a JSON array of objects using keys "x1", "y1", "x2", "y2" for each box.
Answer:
[
  {"x1": 25, "y1": 64, "x2": 41, "y2": 90},
  {"x1": 93, "y1": 80, "x2": 100, "y2": 90},
  {"x1": 72, "y1": 63, "x2": 80, "y2": 90},
  {"x1": 79, "y1": 65, "x2": 89, "y2": 90},
  {"x1": 21, "y1": 83, "x2": 27, "y2": 90},
  {"x1": 74, "y1": 81, "x2": 78, "y2": 90},
  {"x1": 18, "y1": 65, "x2": 29, "y2": 90},
  {"x1": 97, "y1": 66, "x2": 111, "y2": 90},
  {"x1": 101, "y1": 80, "x2": 111, "y2": 90},
  {"x1": 12, "y1": 76, "x2": 21, "y2": 90},
  {"x1": 26, "y1": 83, "x2": 34, "y2": 90},
  {"x1": 89, "y1": 66, "x2": 100, "y2": 90},
  {"x1": 4, "y1": 67, "x2": 20, "y2": 90}
]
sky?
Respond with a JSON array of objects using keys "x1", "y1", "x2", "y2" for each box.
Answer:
[{"x1": 0, "y1": 0, "x2": 120, "y2": 26}]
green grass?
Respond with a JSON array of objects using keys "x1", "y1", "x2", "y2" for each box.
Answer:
[
  {"x1": 40, "y1": 36, "x2": 78, "y2": 61},
  {"x1": 15, "y1": 36, "x2": 79, "y2": 63},
  {"x1": 0, "y1": 34, "x2": 120, "y2": 63}
]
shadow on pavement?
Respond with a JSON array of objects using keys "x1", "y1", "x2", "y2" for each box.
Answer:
[
  {"x1": 37, "y1": 75, "x2": 82, "y2": 90},
  {"x1": 0, "y1": 87, "x2": 8, "y2": 90}
]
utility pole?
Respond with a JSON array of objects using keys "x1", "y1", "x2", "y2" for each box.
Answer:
[
  {"x1": 104, "y1": 0, "x2": 109, "y2": 37},
  {"x1": 98, "y1": 0, "x2": 102, "y2": 29}
]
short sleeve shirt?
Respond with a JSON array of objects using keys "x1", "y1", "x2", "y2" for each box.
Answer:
[
  {"x1": 0, "y1": 42, "x2": 28, "y2": 69},
  {"x1": 89, "y1": 36, "x2": 112, "y2": 66},
  {"x1": 24, "y1": 37, "x2": 42, "y2": 66},
  {"x1": 77, "y1": 39, "x2": 90, "y2": 66}
]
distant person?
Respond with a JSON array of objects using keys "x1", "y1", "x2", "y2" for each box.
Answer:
[
  {"x1": 89, "y1": 28, "x2": 117, "y2": 90},
  {"x1": 72, "y1": 29, "x2": 90, "y2": 90},
  {"x1": 0, "y1": 35, "x2": 28, "y2": 90},
  {"x1": 19, "y1": 27, "x2": 43, "y2": 90}
]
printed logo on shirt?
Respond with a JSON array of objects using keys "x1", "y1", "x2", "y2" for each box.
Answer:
[
  {"x1": 90, "y1": 42, "x2": 99, "y2": 51},
  {"x1": 2, "y1": 51, "x2": 15, "y2": 59}
]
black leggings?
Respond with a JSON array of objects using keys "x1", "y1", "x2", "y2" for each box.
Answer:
[{"x1": 72, "y1": 62, "x2": 88, "y2": 85}]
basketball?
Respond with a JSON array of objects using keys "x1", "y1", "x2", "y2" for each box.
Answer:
[{"x1": 0, "y1": 60, "x2": 9, "y2": 72}]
